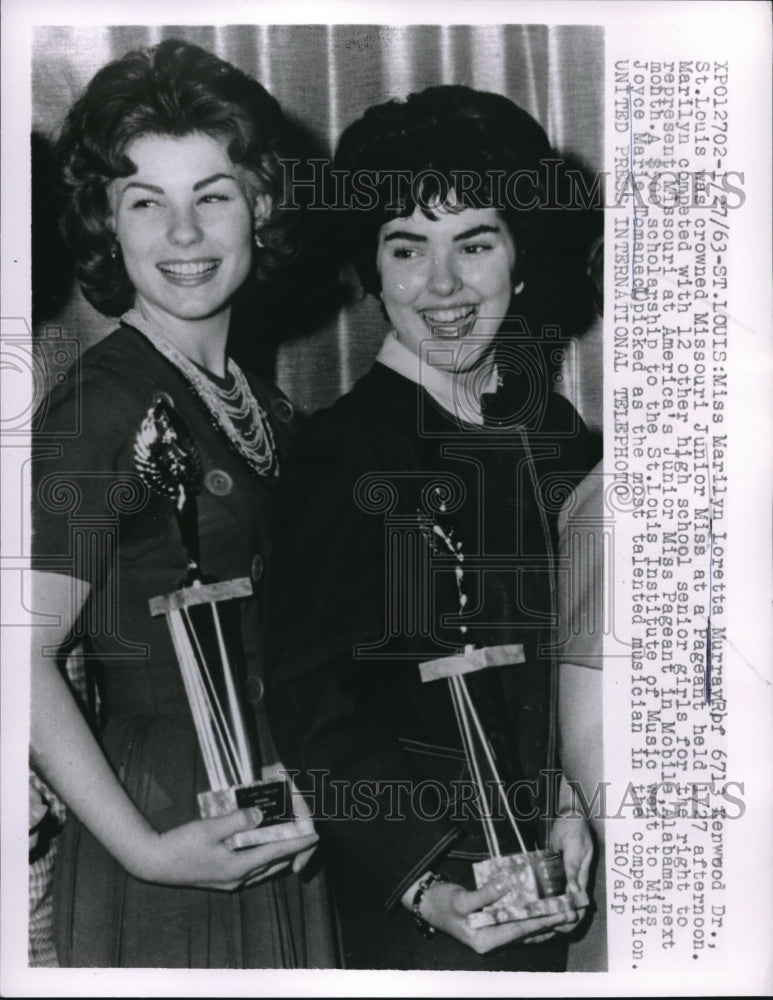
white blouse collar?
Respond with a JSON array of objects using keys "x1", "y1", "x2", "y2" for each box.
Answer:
[{"x1": 376, "y1": 331, "x2": 497, "y2": 426}]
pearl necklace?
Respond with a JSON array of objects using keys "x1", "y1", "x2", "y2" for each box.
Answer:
[{"x1": 122, "y1": 309, "x2": 278, "y2": 478}]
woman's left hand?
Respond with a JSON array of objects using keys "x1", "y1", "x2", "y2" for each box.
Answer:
[{"x1": 546, "y1": 814, "x2": 594, "y2": 937}]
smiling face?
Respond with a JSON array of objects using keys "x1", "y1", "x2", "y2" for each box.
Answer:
[
  {"x1": 376, "y1": 206, "x2": 517, "y2": 373},
  {"x1": 109, "y1": 132, "x2": 258, "y2": 336}
]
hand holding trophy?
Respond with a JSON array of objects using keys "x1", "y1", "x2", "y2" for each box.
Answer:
[
  {"x1": 136, "y1": 398, "x2": 314, "y2": 851},
  {"x1": 419, "y1": 518, "x2": 589, "y2": 929}
]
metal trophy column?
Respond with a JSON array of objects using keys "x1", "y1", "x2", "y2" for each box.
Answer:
[{"x1": 419, "y1": 515, "x2": 587, "y2": 927}]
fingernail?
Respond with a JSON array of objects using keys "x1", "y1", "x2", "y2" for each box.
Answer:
[{"x1": 247, "y1": 806, "x2": 264, "y2": 826}]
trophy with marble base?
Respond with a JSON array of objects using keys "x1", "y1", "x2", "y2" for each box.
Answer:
[
  {"x1": 148, "y1": 578, "x2": 313, "y2": 848},
  {"x1": 138, "y1": 396, "x2": 312, "y2": 849},
  {"x1": 419, "y1": 644, "x2": 588, "y2": 927}
]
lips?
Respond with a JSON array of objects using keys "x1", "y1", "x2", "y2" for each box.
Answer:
[
  {"x1": 420, "y1": 304, "x2": 478, "y2": 338},
  {"x1": 157, "y1": 259, "x2": 220, "y2": 284}
]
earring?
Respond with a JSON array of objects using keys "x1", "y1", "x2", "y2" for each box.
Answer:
[
  {"x1": 109, "y1": 240, "x2": 120, "y2": 260},
  {"x1": 513, "y1": 280, "x2": 525, "y2": 295},
  {"x1": 253, "y1": 191, "x2": 272, "y2": 246}
]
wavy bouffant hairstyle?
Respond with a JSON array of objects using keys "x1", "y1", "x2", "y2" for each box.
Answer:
[
  {"x1": 57, "y1": 39, "x2": 292, "y2": 317},
  {"x1": 333, "y1": 85, "x2": 556, "y2": 299}
]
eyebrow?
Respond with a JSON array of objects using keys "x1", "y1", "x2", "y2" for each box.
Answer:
[
  {"x1": 193, "y1": 173, "x2": 237, "y2": 191},
  {"x1": 382, "y1": 223, "x2": 501, "y2": 244},
  {"x1": 452, "y1": 224, "x2": 501, "y2": 241},
  {"x1": 382, "y1": 230, "x2": 426, "y2": 243},
  {"x1": 120, "y1": 173, "x2": 237, "y2": 195}
]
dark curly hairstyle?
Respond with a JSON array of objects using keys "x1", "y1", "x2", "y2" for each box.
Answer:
[
  {"x1": 334, "y1": 84, "x2": 602, "y2": 351},
  {"x1": 57, "y1": 39, "x2": 292, "y2": 316},
  {"x1": 333, "y1": 85, "x2": 555, "y2": 298}
]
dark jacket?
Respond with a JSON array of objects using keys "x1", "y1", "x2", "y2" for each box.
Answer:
[{"x1": 267, "y1": 361, "x2": 592, "y2": 969}]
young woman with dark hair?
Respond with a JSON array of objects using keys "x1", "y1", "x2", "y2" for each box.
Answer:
[
  {"x1": 267, "y1": 85, "x2": 597, "y2": 970},
  {"x1": 30, "y1": 39, "x2": 331, "y2": 968}
]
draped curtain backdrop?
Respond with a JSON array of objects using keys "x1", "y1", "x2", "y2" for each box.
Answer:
[{"x1": 32, "y1": 24, "x2": 603, "y2": 428}]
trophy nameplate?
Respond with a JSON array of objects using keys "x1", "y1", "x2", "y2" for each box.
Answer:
[{"x1": 198, "y1": 778, "x2": 314, "y2": 850}]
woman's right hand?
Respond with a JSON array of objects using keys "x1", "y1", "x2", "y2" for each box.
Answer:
[
  {"x1": 404, "y1": 876, "x2": 573, "y2": 954},
  {"x1": 30, "y1": 571, "x2": 319, "y2": 895},
  {"x1": 138, "y1": 809, "x2": 319, "y2": 891}
]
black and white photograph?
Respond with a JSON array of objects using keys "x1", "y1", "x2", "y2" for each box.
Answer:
[{"x1": 1, "y1": 2, "x2": 771, "y2": 996}]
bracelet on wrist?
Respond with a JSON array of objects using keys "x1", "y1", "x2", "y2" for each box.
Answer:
[{"x1": 411, "y1": 871, "x2": 444, "y2": 938}]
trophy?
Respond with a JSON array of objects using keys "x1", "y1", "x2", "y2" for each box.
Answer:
[
  {"x1": 419, "y1": 515, "x2": 588, "y2": 926},
  {"x1": 135, "y1": 397, "x2": 312, "y2": 848}
]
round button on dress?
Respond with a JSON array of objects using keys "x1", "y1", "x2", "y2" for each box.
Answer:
[
  {"x1": 272, "y1": 398, "x2": 294, "y2": 423},
  {"x1": 250, "y1": 554, "x2": 264, "y2": 581},
  {"x1": 244, "y1": 675, "x2": 265, "y2": 704},
  {"x1": 204, "y1": 469, "x2": 233, "y2": 496}
]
